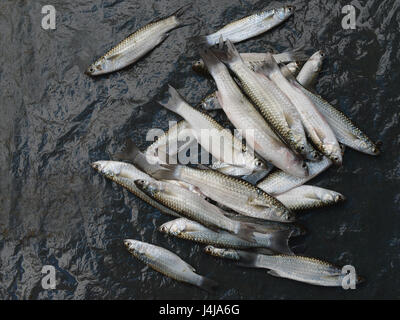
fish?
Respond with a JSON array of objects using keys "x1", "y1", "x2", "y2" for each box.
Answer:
[
  {"x1": 198, "y1": 91, "x2": 222, "y2": 111},
  {"x1": 91, "y1": 160, "x2": 181, "y2": 217},
  {"x1": 233, "y1": 251, "x2": 364, "y2": 287},
  {"x1": 151, "y1": 164, "x2": 294, "y2": 222},
  {"x1": 124, "y1": 239, "x2": 218, "y2": 291},
  {"x1": 192, "y1": 49, "x2": 308, "y2": 76},
  {"x1": 190, "y1": 6, "x2": 294, "y2": 47},
  {"x1": 212, "y1": 40, "x2": 317, "y2": 164},
  {"x1": 204, "y1": 246, "x2": 241, "y2": 260},
  {"x1": 143, "y1": 120, "x2": 197, "y2": 165},
  {"x1": 134, "y1": 179, "x2": 258, "y2": 242},
  {"x1": 299, "y1": 87, "x2": 380, "y2": 156},
  {"x1": 199, "y1": 48, "x2": 311, "y2": 177},
  {"x1": 276, "y1": 185, "x2": 345, "y2": 210},
  {"x1": 86, "y1": 5, "x2": 191, "y2": 76},
  {"x1": 158, "y1": 85, "x2": 267, "y2": 175},
  {"x1": 296, "y1": 50, "x2": 325, "y2": 90},
  {"x1": 257, "y1": 156, "x2": 333, "y2": 195},
  {"x1": 257, "y1": 58, "x2": 342, "y2": 165},
  {"x1": 159, "y1": 218, "x2": 294, "y2": 254}
]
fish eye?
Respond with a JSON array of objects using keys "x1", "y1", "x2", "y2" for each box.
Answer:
[
  {"x1": 300, "y1": 146, "x2": 305, "y2": 150},
  {"x1": 302, "y1": 163, "x2": 307, "y2": 168},
  {"x1": 320, "y1": 51, "x2": 325, "y2": 57},
  {"x1": 334, "y1": 157, "x2": 338, "y2": 161},
  {"x1": 255, "y1": 160, "x2": 263, "y2": 167}
]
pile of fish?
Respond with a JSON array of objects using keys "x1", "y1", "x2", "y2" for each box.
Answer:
[{"x1": 89, "y1": 5, "x2": 378, "y2": 291}]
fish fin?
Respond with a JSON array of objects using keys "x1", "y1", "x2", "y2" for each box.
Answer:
[
  {"x1": 114, "y1": 139, "x2": 140, "y2": 163},
  {"x1": 267, "y1": 270, "x2": 284, "y2": 278},
  {"x1": 115, "y1": 139, "x2": 161, "y2": 175},
  {"x1": 152, "y1": 164, "x2": 182, "y2": 181},
  {"x1": 235, "y1": 222, "x2": 257, "y2": 243},
  {"x1": 199, "y1": 48, "x2": 225, "y2": 77},
  {"x1": 235, "y1": 251, "x2": 260, "y2": 268},
  {"x1": 106, "y1": 52, "x2": 123, "y2": 61},
  {"x1": 247, "y1": 195, "x2": 269, "y2": 207},
  {"x1": 198, "y1": 277, "x2": 219, "y2": 293},
  {"x1": 278, "y1": 47, "x2": 309, "y2": 63},
  {"x1": 266, "y1": 230, "x2": 294, "y2": 255},
  {"x1": 211, "y1": 39, "x2": 243, "y2": 66},
  {"x1": 158, "y1": 85, "x2": 186, "y2": 115},
  {"x1": 279, "y1": 64, "x2": 298, "y2": 82},
  {"x1": 254, "y1": 53, "x2": 280, "y2": 77},
  {"x1": 213, "y1": 91, "x2": 223, "y2": 110},
  {"x1": 188, "y1": 35, "x2": 209, "y2": 47}
]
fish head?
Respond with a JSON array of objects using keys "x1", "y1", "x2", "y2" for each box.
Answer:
[
  {"x1": 85, "y1": 57, "x2": 111, "y2": 76},
  {"x1": 192, "y1": 60, "x2": 206, "y2": 75},
  {"x1": 124, "y1": 239, "x2": 144, "y2": 254},
  {"x1": 204, "y1": 245, "x2": 215, "y2": 255},
  {"x1": 275, "y1": 6, "x2": 295, "y2": 20},
  {"x1": 357, "y1": 140, "x2": 380, "y2": 156},
  {"x1": 251, "y1": 157, "x2": 268, "y2": 172},
  {"x1": 134, "y1": 179, "x2": 160, "y2": 195},
  {"x1": 325, "y1": 144, "x2": 343, "y2": 166},
  {"x1": 321, "y1": 191, "x2": 345, "y2": 203},
  {"x1": 310, "y1": 50, "x2": 325, "y2": 71},
  {"x1": 91, "y1": 160, "x2": 121, "y2": 178},
  {"x1": 267, "y1": 206, "x2": 296, "y2": 223},
  {"x1": 159, "y1": 219, "x2": 187, "y2": 235}
]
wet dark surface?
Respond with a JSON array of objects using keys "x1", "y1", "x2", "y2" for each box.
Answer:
[{"x1": 0, "y1": 0, "x2": 399, "y2": 299}]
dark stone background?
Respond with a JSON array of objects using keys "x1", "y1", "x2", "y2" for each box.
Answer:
[{"x1": 0, "y1": 0, "x2": 399, "y2": 299}]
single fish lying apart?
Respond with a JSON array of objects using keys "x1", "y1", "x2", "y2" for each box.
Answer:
[
  {"x1": 152, "y1": 164, "x2": 293, "y2": 222},
  {"x1": 86, "y1": 5, "x2": 191, "y2": 76},
  {"x1": 124, "y1": 239, "x2": 218, "y2": 291},
  {"x1": 191, "y1": 6, "x2": 294, "y2": 46},
  {"x1": 257, "y1": 156, "x2": 333, "y2": 195},
  {"x1": 159, "y1": 218, "x2": 295, "y2": 254},
  {"x1": 276, "y1": 185, "x2": 345, "y2": 211},
  {"x1": 205, "y1": 248, "x2": 363, "y2": 287}
]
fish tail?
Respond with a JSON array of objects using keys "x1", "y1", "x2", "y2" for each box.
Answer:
[
  {"x1": 235, "y1": 222, "x2": 257, "y2": 243},
  {"x1": 267, "y1": 230, "x2": 294, "y2": 255},
  {"x1": 199, "y1": 48, "x2": 226, "y2": 77},
  {"x1": 235, "y1": 251, "x2": 260, "y2": 268},
  {"x1": 282, "y1": 47, "x2": 309, "y2": 62},
  {"x1": 255, "y1": 54, "x2": 281, "y2": 77},
  {"x1": 114, "y1": 139, "x2": 161, "y2": 174},
  {"x1": 198, "y1": 276, "x2": 218, "y2": 293},
  {"x1": 158, "y1": 85, "x2": 186, "y2": 115},
  {"x1": 152, "y1": 164, "x2": 182, "y2": 181},
  {"x1": 188, "y1": 35, "x2": 209, "y2": 47},
  {"x1": 173, "y1": 3, "x2": 199, "y2": 28},
  {"x1": 211, "y1": 39, "x2": 242, "y2": 66}
]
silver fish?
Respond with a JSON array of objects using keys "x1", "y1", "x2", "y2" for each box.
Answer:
[
  {"x1": 276, "y1": 185, "x2": 345, "y2": 210},
  {"x1": 124, "y1": 239, "x2": 218, "y2": 291},
  {"x1": 296, "y1": 50, "x2": 325, "y2": 90},
  {"x1": 212, "y1": 41, "x2": 312, "y2": 173},
  {"x1": 86, "y1": 5, "x2": 190, "y2": 76},
  {"x1": 200, "y1": 48, "x2": 310, "y2": 176},
  {"x1": 193, "y1": 49, "x2": 308, "y2": 76},
  {"x1": 299, "y1": 87, "x2": 380, "y2": 156},
  {"x1": 159, "y1": 218, "x2": 293, "y2": 254},
  {"x1": 257, "y1": 156, "x2": 333, "y2": 195},
  {"x1": 191, "y1": 6, "x2": 294, "y2": 46},
  {"x1": 158, "y1": 85, "x2": 266, "y2": 175},
  {"x1": 258, "y1": 57, "x2": 342, "y2": 165},
  {"x1": 204, "y1": 246, "x2": 241, "y2": 260},
  {"x1": 152, "y1": 164, "x2": 294, "y2": 222},
  {"x1": 134, "y1": 179, "x2": 257, "y2": 242},
  {"x1": 234, "y1": 251, "x2": 363, "y2": 287},
  {"x1": 91, "y1": 160, "x2": 181, "y2": 217}
]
